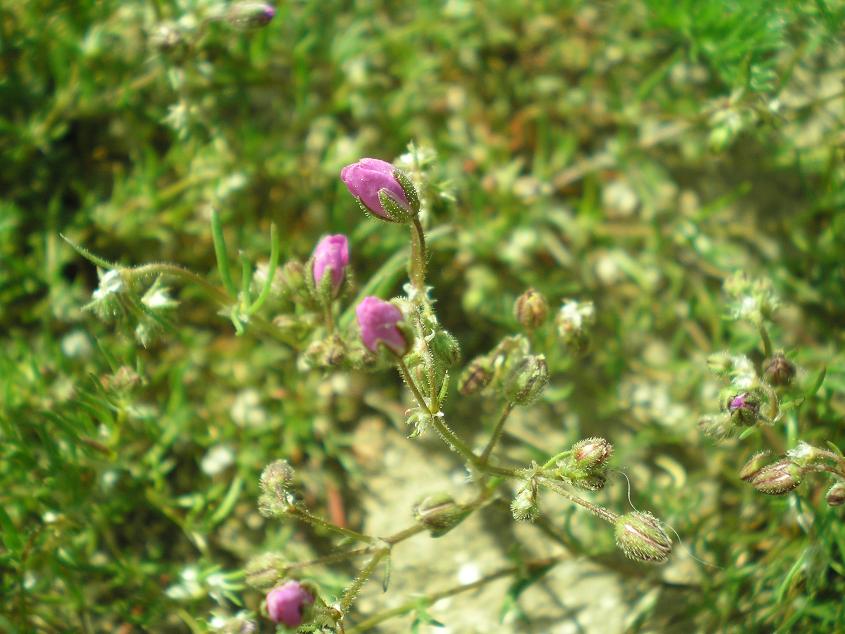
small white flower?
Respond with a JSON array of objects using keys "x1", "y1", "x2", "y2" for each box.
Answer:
[
  {"x1": 92, "y1": 270, "x2": 123, "y2": 300},
  {"x1": 201, "y1": 445, "x2": 235, "y2": 476},
  {"x1": 231, "y1": 389, "x2": 267, "y2": 427}
]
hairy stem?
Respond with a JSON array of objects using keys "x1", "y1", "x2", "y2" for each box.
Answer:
[
  {"x1": 289, "y1": 507, "x2": 374, "y2": 544},
  {"x1": 409, "y1": 216, "x2": 427, "y2": 295},
  {"x1": 345, "y1": 555, "x2": 567, "y2": 633},
  {"x1": 538, "y1": 478, "x2": 619, "y2": 523},
  {"x1": 395, "y1": 357, "x2": 480, "y2": 466},
  {"x1": 759, "y1": 322, "x2": 773, "y2": 359},
  {"x1": 479, "y1": 402, "x2": 515, "y2": 465},
  {"x1": 340, "y1": 548, "x2": 389, "y2": 613}
]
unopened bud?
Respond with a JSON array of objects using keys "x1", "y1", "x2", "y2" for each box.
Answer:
[
  {"x1": 514, "y1": 288, "x2": 548, "y2": 331},
  {"x1": 245, "y1": 553, "x2": 289, "y2": 590},
  {"x1": 698, "y1": 413, "x2": 733, "y2": 439},
  {"x1": 571, "y1": 437, "x2": 613, "y2": 471},
  {"x1": 258, "y1": 460, "x2": 296, "y2": 516},
  {"x1": 429, "y1": 329, "x2": 461, "y2": 369},
  {"x1": 826, "y1": 482, "x2": 845, "y2": 507},
  {"x1": 458, "y1": 357, "x2": 493, "y2": 396},
  {"x1": 504, "y1": 354, "x2": 548, "y2": 405},
  {"x1": 726, "y1": 392, "x2": 760, "y2": 425},
  {"x1": 739, "y1": 450, "x2": 772, "y2": 482},
  {"x1": 614, "y1": 512, "x2": 672, "y2": 564},
  {"x1": 280, "y1": 261, "x2": 310, "y2": 303},
  {"x1": 225, "y1": 2, "x2": 276, "y2": 30},
  {"x1": 706, "y1": 351, "x2": 733, "y2": 376},
  {"x1": 511, "y1": 480, "x2": 539, "y2": 522},
  {"x1": 747, "y1": 458, "x2": 802, "y2": 495},
  {"x1": 413, "y1": 493, "x2": 470, "y2": 537},
  {"x1": 557, "y1": 438, "x2": 613, "y2": 489},
  {"x1": 763, "y1": 353, "x2": 795, "y2": 387}
]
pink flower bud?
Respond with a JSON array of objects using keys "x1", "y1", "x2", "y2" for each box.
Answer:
[
  {"x1": 355, "y1": 296, "x2": 408, "y2": 354},
  {"x1": 340, "y1": 158, "x2": 409, "y2": 220},
  {"x1": 266, "y1": 581, "x2": 314, "y2": 627},
  {"x1": 311, "y1": 234, "x2": 349, "y2": 295}
]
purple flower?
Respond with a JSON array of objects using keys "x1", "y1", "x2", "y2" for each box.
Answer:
[
  {"x1": 340, "y1": 158, "x2": 409, "y2": 220},
  {"x1": 728, "y1": 392, "x2": 757, "y2": 413},
  {"x1": 356, "y1": 296, "x2": 407, "y2": 354},
  {"x1": 226, "y1": 2, "x2": 276, "y2": 29},
  {"x1": 312, "y1": 234, "x2": 349, "y2": 295},
  {"x1": 266, "y1": 581, "x2": 314, "y2": 628}
]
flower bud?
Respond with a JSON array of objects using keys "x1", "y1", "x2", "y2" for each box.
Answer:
[
  {"x1": 258, "y1": 460, "x2": 296, "y2": 516},
  {"x1": 557, "y1": 438, "x2": 613, "y2": 489},
  {"x1": 280, "y1": 260, "x2": 311, "y2": 304},
  {"x1": 503, "y1": 354, "x2": 548, "y2": 405},
  {"x1": 311, "y1": 234, "x2": 350, "y2": 299},
  {"x1": 428, "y1": 329, "x2": 461, "y2": 369},
  {"x1": 355, "y1": 296, "x2": 410, "y2": 355},
  {"x1": 340, "y1": 158, "x2": 417, "y2": 223},
  {"x1": 706, "y1": 351, "x2": 733, "y2": 376},
  {"x1": 225, "y1": 2, "x2": 276, "y2": 30},
  {"x1": 747, "y1": 458, "x2": 802, "y2": 495},
  {"x1": 266, "y1": 581, "x2": 315, "y2": 628},
  {"x1": 614, "y1": 512, "x2": 672, "y2": 564},
  {"x1": 763, "y1": 353, "x2": 795, "y2": 387},
  {"x1": 413, "y1": 493, "x2": 471, "y2": 537},
  {"x1": 739, "y1": 450, "x2": 772, "y2": 482},
  {"x1": 826, "y1": 482, "x2": 845, "y2": 507},
  {"x1": 571, "y1": 437, "x2": 613, "y2": 472},
  {"x1": 514, "y1": 288, "x2": 548, "y2": 331},
  {"x1": 697, "y1": 413, "x2": 734, "y2": 439},
  {"x1": 458, "y1": 357, "x2": 493, "y2": 396},
  {"x1": 726, "y1": 392, "x2": 760, "y2": 425},
  {"x1": 245, "y1": 553, "x2": 289, "y2": 590},
  {"x1": 511, "y1": 480, "x2": 539, "y2": 522}
]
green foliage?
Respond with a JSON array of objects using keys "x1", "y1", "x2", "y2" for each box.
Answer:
[{"x1": 1, "y1": 0, "x2": 845, "y2": 632}]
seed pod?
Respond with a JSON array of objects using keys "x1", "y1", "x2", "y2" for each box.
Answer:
[
  {"x1": 503, "y1": 354, "x2": 548, "y2": 405},
  {"x1": 511, "y1": 480, "x2": 539, "y2": 522},
  {"x1": 763, "y1": 353, "x2": 796, "y2": 387},
  {"x1": 413, "y1": 493, "x2": 470, "y2": 537},
  {"x1": 747, "y1": 458, "x2": 802, "y2": 495},
  {"x1": 514, "y1": 288, "x2": 549, "y2": 331},
  {"x1": 458, "y1": 357, "x2": 493, "y2": 395},
  {"x1": 739, "y1": 450, "x2": 772, "y2": 482},
  {"x1": 826, "y1": 482, "x2": 845, "y2": 507},
  {"x1": 614, "y1": 512, "x2": 672, "y2": 564}
]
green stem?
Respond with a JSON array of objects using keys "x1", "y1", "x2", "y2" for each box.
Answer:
[
  {"x1": 759, "y1": 322, "x2": 773, "y2": 359},
  {"x1": 383, "y1": 524, "x2": 426, "y2": 546},
  {"x1": 239, "y1": 252, "x2": 252, "y2": 308},
  {"x1": 290, "y1": 507, "x2": 374, "y2": 544},
  {"x1": 345, "y1": 556, "x2": 566, "y2": 633},
  {"x1": 395, "y1": 357, "x2": 480, "y2": 467},
  {"x1": 128, "y1": 263, "x2": 230, "y2": 305},
  {"x1": 340, "y1": 548, "x2": 389, "y2": 612},
  {"x1": 409, "y1": 217, "x2": 427, "y2": 295},
  {"x1": 247, "y1": 223, "x2": 280, "y2": 315},
  {"x1": 323, "y1": 302, "x2": 335, "y2": 336},
  {"x1": 284, "y1": 547, "x2": 372, "y2": 572},
  {"x1": 479, "y1": 402, "x2": 515, "y2": 465},
  {"x1": 538, "y1": 478, "x2": 619, "y2": 523},
  {"x1": 210, "y1": 209, "x2": 237, "y2": 296}
]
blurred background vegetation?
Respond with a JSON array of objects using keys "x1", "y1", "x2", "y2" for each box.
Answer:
[{"x1": 2, "y1": 0, "x2": 844, "y2": 632}]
